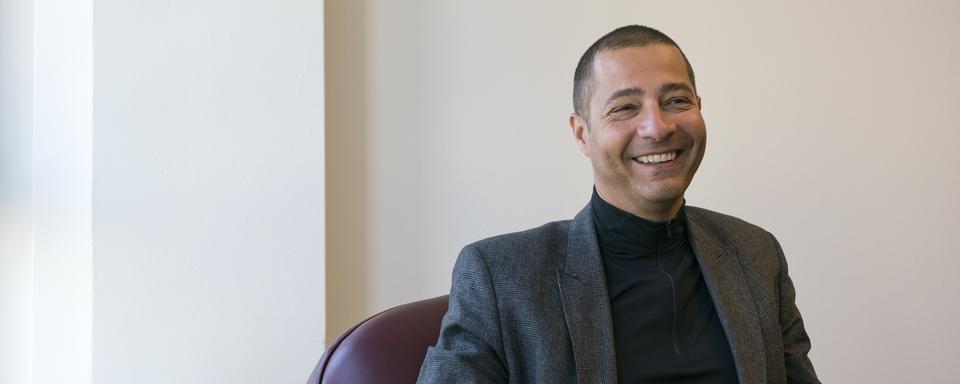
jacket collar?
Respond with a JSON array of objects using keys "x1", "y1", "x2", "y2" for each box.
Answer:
[
  {"x1": 557, "y1": 204, "x2": 618, "y2": 383},
  {"x1": 685, "y1": 208, "x2": 766, "y2": 383}
]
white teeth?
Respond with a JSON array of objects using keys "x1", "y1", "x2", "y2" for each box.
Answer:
[{"x1": 634, "y1": 151, "x2": 677, "y2": 164}]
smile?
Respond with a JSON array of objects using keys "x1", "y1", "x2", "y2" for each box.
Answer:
[{"x1": 633, "y1": 150, "x2": 680, "y2": 164}]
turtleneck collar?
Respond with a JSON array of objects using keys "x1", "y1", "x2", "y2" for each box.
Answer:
[{"x1": 590, "y1": 188, "x2": 687, "y2": 259}]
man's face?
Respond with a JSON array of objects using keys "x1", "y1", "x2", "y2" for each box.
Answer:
[{"x1": 570, "y1": 44, "x2": 706, "y2": 220}]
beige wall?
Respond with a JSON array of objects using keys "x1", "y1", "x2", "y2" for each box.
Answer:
[{"x1": 326, "y1": 1, "x2": 960, "y2": 381}]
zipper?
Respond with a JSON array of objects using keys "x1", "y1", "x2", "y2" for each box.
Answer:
[{"x1": 655, "y1": 232, "x2": 681, "y2": 359}]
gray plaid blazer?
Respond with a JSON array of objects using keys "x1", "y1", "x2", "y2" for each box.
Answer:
[{"x1": 418, "y1": 205, "x2": 820, "y2": 384}]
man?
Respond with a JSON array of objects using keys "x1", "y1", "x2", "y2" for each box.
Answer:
[{"x1": 418, "y1": 25, "x2": 819, "y2": 384}]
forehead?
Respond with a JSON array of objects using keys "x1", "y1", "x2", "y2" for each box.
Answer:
[{"x1": 591, "y1": 44, "x2": 692, "y2": 95}]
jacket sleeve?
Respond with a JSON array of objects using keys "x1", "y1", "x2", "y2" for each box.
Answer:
[
  {"x1": 417, "y1": 244, "x2": 508, "y2": 384},
  {"x1": 772, "y1": 235, "x2": 821, "y2": 384}
]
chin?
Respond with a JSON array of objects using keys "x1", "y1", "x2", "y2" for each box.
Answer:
[
  {"x1": 636, "y1": 178, "x2": 686, "y2": 198},
  {"x1": 642, "y1": 193, "x2": 684, "y2": 206}
]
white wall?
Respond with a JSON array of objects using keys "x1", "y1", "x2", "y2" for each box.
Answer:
[
  {"x1": 0, "y1": 0, "x2": 35, "y2": 383},
  {"x1": 326, "y1": 0, "x2": 960, "y2": 382},
  {"x1": 0, "y1": 1, "x2": 326, "y2": 383},
  {"x1": 1, "y1": 0, "x2": 95, "y2": 383},
  {"x1": 93, "y1": 0, "x2": 325, "y2": 383},
  {"x1": 32, "y1": 0, "x2": 95, "y2": 383}
]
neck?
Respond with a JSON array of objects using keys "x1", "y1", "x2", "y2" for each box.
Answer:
[
  {"x1": 590, "y1": 190, "x2": 688, "y2": 259},
  {"x1": 595, "y1": 188, "x2": 684, "y2": 222}
]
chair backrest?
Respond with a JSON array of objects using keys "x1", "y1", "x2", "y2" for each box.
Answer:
[{"x1": 307, "y1": 295, "x2": 449, "y2": 384}]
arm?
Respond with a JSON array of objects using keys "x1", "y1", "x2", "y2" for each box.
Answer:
[
  {"x1": 417, "y1": 244, "x2": 508, "y2": 384},
  {"x1": 772, "y1": 235, "x2": 821, "y2": 383}
]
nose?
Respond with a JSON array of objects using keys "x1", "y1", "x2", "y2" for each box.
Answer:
[{"x1": 636, "y1": 106, "x2": 675, "y2": 142}]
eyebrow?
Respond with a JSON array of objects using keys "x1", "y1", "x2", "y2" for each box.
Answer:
[
  {"x1": 604, "y1": 87, "x2": 644, "y2": 107},
  {"x1": 603, "y1": 82, "x2": 695, "y2": 108},
  {"x1": 660, "y1": 82, "x2": 695, "y2": 95}
]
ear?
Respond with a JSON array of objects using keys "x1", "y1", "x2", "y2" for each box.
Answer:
[{"x1": 569, "y1": 113, "x2": 591, "y2": 157}]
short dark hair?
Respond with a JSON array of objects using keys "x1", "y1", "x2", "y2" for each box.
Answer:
[{"x1": 573, "y1": 25, "x2": 696, "y2": 121}]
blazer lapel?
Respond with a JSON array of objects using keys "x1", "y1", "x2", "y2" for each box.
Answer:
[
  {"x1": 687, "y1": 215, "x2": 766, "y2": 384},
  {"x1": 557, "y1": 205, "x2": 618, "y2": 384}
]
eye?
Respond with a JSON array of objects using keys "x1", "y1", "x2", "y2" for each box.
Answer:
[
  {"x1": 606, "y1": 104, "x2": 641, "y2": 121},
  {"x1": 664, "y1": 97, "x2": 694, "y2": 109},
  {"x1": 610, "y1": 104, "x2": 637, "y2": 113}
]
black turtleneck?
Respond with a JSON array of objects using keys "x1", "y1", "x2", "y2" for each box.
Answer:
[{"x1": 591, "y1": 190, "x2": 738, "y2": 383}]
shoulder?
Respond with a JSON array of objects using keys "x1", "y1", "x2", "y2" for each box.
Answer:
[
  {"x1": 686, "y1": 205, "x2": 769, "y2": 235},
  {"x1": 468, "y1": 220, "x2": 571, "y2": 256},
  {"x1": 685, "y1": 205, "x2": 781, "y2": 257},
  {"x1": 454, "y1": 219, "x2": 572, "y2": 282}
]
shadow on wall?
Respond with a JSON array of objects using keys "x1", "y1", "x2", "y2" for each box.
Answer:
[{"x1": 326, "y1": 0, "x2": 370, "y2": 342}]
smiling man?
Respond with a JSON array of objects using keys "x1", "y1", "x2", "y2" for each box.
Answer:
[{"x1": 418, "y1": 25, "x2": 820, "y2": 384}]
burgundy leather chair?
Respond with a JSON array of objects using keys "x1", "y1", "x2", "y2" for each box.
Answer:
[{"x1": 307, "y1": 295, "x2": 449, "y2": 384}]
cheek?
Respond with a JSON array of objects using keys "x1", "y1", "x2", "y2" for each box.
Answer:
[
  {"x1": 677, "y1": 118, "x2": 706, "y2": 143},
  {"x1": 596, "y1": 138, "x2": 632, "y2": 164},
  {"x1": 684, "y1": 114, "x2": 706, "y2": 134},
  {"x1": 595, "y1": 125, "x2": 635, "y2": 152}
]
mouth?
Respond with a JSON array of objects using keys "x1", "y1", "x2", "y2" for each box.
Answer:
[{"x1": 632, "y1": 149, "x2": 682, "y2": 165}]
